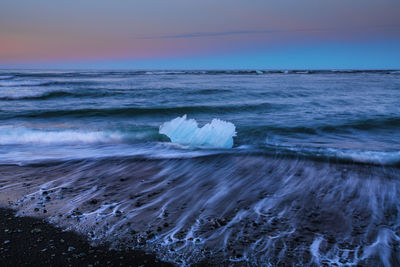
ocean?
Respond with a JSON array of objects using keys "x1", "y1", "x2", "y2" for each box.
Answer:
[{"x1": 0, "y1": 70, "x2": 399, "y2": 265}]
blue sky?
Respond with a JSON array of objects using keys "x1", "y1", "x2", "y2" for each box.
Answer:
[{"x1": 1, "y1": 0, "x2": 399, "y2": 69}]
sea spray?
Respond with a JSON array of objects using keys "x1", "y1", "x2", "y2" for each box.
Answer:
[{"x1": 159, "y1": 115, "x2": 236, "y2": 148}]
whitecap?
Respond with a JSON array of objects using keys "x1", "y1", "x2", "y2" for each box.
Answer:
[{"x1": 0, "y1": 127, "x2": 125, "y2": 145}]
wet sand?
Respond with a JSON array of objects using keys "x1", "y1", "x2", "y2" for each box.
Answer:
[{"x1": 0, "y1": 155, "x2": 399, "y2": 265}]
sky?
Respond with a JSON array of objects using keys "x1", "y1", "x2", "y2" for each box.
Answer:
[{"x1": 1, "y1": 0, "x2": 400, "y2": 69}]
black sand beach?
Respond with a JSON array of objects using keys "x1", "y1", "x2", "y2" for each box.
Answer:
[{"x1": 0, "y1": 208, "x2": 172, "y2": 266}]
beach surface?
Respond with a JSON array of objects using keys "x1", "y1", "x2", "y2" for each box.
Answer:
[{"x1": 0, "y1": 207, "x2": 172, "y2": 266}]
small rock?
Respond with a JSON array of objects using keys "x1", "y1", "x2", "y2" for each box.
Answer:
[
  {"x1": 68, "y1": 246, "x2": 75, "y2": 252},
  {"x1": 4, "y1": 240, "x2": 10, "y2": 244}
]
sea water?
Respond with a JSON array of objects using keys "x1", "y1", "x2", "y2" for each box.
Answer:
[{"x1": 0, "y1": 70, "x2": 399, "y2": 265}]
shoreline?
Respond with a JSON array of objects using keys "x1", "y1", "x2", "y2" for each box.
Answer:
[
  {"x1": 0, "y1": 208, "x2": 173, "y2": 266},
  {"x1": 1, "y1": 155, "x2": 399, "y2": 265}
]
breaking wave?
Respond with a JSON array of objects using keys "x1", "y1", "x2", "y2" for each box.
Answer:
[
  {"x1": 0, "y1": 127, "x2": 127, "y2": 145},
  {"x1": 266, "y1": 144, "x2": 400, "y2": 166}
]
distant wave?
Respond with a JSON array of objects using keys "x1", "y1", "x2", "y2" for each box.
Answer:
[
  {"x1": 0, "y1": 90, "x2": 116, "y2": 101},
  {"x1": 0, "y1": 80, "x2": 96, "y2": 87},
  {"x1": 0, "y1": 80, "x2": 44, "y2": 87},
  {"x1": 0, "y1": 75, "x2": 14, "y2": 80},
  {"x1": 187, "y1": 89, "x2": 233, "y2": 95},
  {"x1": 320, "y1": 117, "x2": 400, "y2": 131},
  {"x1": 239, "y1": 116, "x2": 400, "y2": 139},
  {"x1": 3, "y1": 69, "x2": 398, "y2": 79},
  {"x1": 0, "y1": 89, "x2": 232, "y2": 100},
  {"x1": 139, "y1": 70, "x2": 398, "y2": 75},
  {"x1": 5, "y1": 102, "x2": 283, "y2": 119}
]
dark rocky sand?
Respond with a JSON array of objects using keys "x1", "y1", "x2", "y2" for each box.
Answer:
[{"x1": 0, "y1": 208, "x2": 173, "y2": 266}]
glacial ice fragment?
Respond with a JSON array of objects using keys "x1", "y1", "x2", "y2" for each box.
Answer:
[{"x1": 159, "y1": 115, "x2": 236, "y2": 148}]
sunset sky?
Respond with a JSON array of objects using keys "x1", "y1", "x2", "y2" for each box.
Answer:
[{"x1": 1, "y1": 0, "x2": 400, "y2": 69}]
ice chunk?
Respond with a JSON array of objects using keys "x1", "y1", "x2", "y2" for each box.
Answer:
[{"x1": 159, "y1": 115, "x2": 236, "y2": 148}]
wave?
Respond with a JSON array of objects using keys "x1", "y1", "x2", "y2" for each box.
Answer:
[
  {"x1": 5, "y1": 102, "x2": 282, "y2": 119},
  {"x1": 0, "y1": 126, "x2": 167, "y2": 146},
  {"x1": 0, "y1": 90, "x2": 116, "y2": 101},
  {"x1": 139, "y1": 70, "x2": 397, "y2": 75},
  {"x1": 4, "y1": 69, "x2": 398, "y2": 79},
  {"x1": 320, "y1": 117, "x2": 400, "y2": 131},
  {"x1": 0, "y1": 80, "x2": 45, "y2": 87},
  {"x1": 0, "y1": 75, "x2": 14, "y2": 80},
  {"x1": 0, "y1": 80, "x2": 95, "y2": 87},
  {"x1": 187, "y1": 89, "x2": 233, "y2": 95},
  {"x1": 0, "y1": 127, "x2": 128, "y2": 145},
  {"x1": 0, "y1": 89, "x2": 232, "y2": 101},
  {"x1": 264, "y1": 143, "x2": 400, "y2": 166},
  {"x1": 239, "y1": 116, "x2": 400, "y2": 139},
  {"x1": 328, "y1": 148, "x2": 400, "y2": 166},
  {"x1": 160, "y1": 115, "x2": 236, "y2": 148},
  {"x1": 0, "y1": 125, "x2": 397, "y2": 166}
]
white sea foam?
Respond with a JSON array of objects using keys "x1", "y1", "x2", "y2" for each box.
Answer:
[
  {"x1": 159, "y1": 115, "x2": 236, "y2": 148},
  {"x1": 330, "y1": 148, "x2": 400, "y2": 165},
  {"x1": 265, "y1": 141, "x2": 400, "y2": 166},
  {"x1": 0, "y1": 127, "x2": 125, "y2": 145}
]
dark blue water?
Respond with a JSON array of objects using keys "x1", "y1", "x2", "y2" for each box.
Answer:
[
  {"x1": 0, "y1": 70, "x2": 399, "y2": 165},
  {"x1": 1, "y1": 70, "x2": 400, "y2": 266}
]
